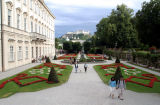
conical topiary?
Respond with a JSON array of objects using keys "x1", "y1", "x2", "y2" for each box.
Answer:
[
  {"x1": 108, "y1": 55, "x2": 112, "y2": 60},
  {"x1": 114, "y1": 66, "x2": 123, "y2": 83},
  {"x1": 115, "y1": 57, "x2": 120, "y2": 63},
  {"x1": 46, "y1": 57, "x2": 51, "y2": 63},
  {"x1": 47, "y1": 67, "x2": 59, "y2": 83},
  {"x1": 54, "y1": 55, "x2": 57, "y2": 60}
]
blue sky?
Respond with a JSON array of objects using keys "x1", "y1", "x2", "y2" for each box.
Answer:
[{"x1": 45, "y1": 0, "x2": 150, "y2": 37}]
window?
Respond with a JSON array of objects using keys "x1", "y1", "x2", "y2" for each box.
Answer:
[
  {"x1": 8, "y1": 9, "x2": 11, "y2": 26},
  {"x1": 24, "y1": 18, "x2": 27, "y2": 31},
  {"x1": 17, "y1": 14, "x2": 20, "y2": 29},
  {"x1": 32, "y1": 47, "x2": 34, "y2": 58},
  {"x1": 18, "y1": 46, "x2": 23, "y2": 60},
  {"x1": 9, "y1": 46, "x2": 14, "y2": 61},
  {"x1": 31, "y1": 22, "x2": 33, "y2": 32},
  {"x1": 39, "y1": 7, "x2": 40, "y2": 16},
  {"x1": 24, "y1": 0, "x2": 27, "y2": 5},
  {"x1": 35, "y1": 24, "x2": 37, "y2": 32},
  {"x1": 30, "y1": 0, "x2": 32, "y2": 9},
  {"x1": 39, "y1": 26, "x2": 40, "y2": 33},
  {"x1": 26, "y1": 47, "x2": 28, "y2": 59}
]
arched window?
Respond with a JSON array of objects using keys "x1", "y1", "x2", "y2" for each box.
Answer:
[
  {"x1": 16, "y1": 9, "x2": 21, "y2": 29},
  {"x1": 6, "y1": 2, "x2": 12, "y2": 26},
  {"x1": 24, "y1": 0, "x2": 27, "y2": 5},
  {"x1": 30, "y1": 0, "x2": 32, "y2": 9},
  {"x1": 23, "y1": 13, "x2": 27, "y2": 31}
]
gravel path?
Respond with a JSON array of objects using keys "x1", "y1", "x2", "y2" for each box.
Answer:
[{"x1": 0, "y1": 60, "x2": 160, "y2": 105}]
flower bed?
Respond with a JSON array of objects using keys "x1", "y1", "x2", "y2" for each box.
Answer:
[
  {"x1": 57, "y1": 54, "x2": 77, "y2": 60},
  {"x1": 100, "y1": 63, "x2": 135, "y2": 69},
  {"x1": 0, "y1": 73, "x2": 47, "y2": 89},
  {"x1": 0, "y1": 63, "x2": 73, "y2": 98},
  {"x1": 33, "y1": 63, "x2": 67, "y2": 69},
  {"x1": 94, "y1": 63, "x2": 160, "y2": 93},
  {"x1": 87, "y1": 54, "x2": 107, "y2": 60}
]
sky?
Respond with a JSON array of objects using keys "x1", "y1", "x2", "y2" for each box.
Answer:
[{"x1": 45, "y1": 0, "x2": 150, "y2": 37}]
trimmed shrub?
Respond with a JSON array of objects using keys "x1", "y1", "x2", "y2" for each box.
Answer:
[
  {"x1": 132, "y1": 52, "x2": 136, "y2": 62},
  {"x1": 108, "y1": 55, "x2": 112, "y2": 60},
  {"x1": 115, "y1": 57, "x2": 120, "y2": 63},
  {"x1": 46, "y1": 57, "x2": 51, "y2": 63},
  {"x1": 114, "y1": 66, "x2": 123, "y2": 83},
  {"x1": 54, "y1": 55, "x2": 57, "y2": 60},
  {"x1": 47, "y1": 67, "x2": 59, "y2": 83}
]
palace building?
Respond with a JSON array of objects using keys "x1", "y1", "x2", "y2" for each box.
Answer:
[{"x1": 0, "y1": 0, "x2": 55, "y2": 72}]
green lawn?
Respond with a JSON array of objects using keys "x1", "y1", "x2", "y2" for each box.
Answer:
[
  {"x1": 0, "y1": 64, "x2": 73, "y2": 98},
  {"x1": 94, "y1": 64, "x2": 160, "y2": 93}
]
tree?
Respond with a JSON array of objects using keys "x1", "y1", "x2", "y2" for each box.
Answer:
[
  {"x1": 48, "y1": 67, "x2": 59, "y2": 83},
  {"x1": 94, "y1": 4, "x2": 139, "y2": 48},
  {"x1": 95, "y1": 18, "x2": 109, "y2": 47},
  {"x1": 83, "y1": 41, "x2": 91, "y2": 54},
  {"x1": 63, "y1": 41, "x2": 82, "y2": 53},
  {"x1": 63, "y1": 41, "x2": 73, "y2": 53},
  {"x1": 114, "y1": 66, "x2": 123, "y2": 83},
  {"x1": 72, "y1": 42, "x2": 82, "y2": 53},
  {"x1": 136, "y1": 0, "x2": 160, "y2": 48},
  {"x1": 109, "y1": 4, "x2": 138, "y2": 48},
  {"x1": 55, "y1": 38, "x2": 59, "y2": 49}
]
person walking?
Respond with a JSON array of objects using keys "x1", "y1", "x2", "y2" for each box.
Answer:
[
  {"x1": 39, "y1": 56, "x2": 42, "y2": 63},
  {"x1": 116, "y1": 76, "x2": 126, "y2": 100},
  {"x1": 84, "y1": 63, "x2": 88, "y2": 72},
  {"x1": 74, "y1": 58, "x2": 76, "y2": 64},
  {"x1": 109, "y1": 77, "x2": 116, "y2": 99},
  {"x1": 75, "y1": 62, "x2": 78, "y2": 73}
]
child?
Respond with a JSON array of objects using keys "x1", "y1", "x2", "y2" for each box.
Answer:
[
  {"x1": 109, "y1": 77, "x2": 116, "y2": 99},
  {"x1": 116, "y1": 76, "x2": 126, "y2": 100}
]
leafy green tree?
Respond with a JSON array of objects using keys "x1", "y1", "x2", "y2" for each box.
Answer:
[
  {"x1": 95, "y1": 18, "x2": 109, "y2": 47},
  {"x1": 63, "y1": 41, "x2": 73, "y2": 53},
  {"x1": 136, "y1": 0, "x2": 160, "y2": 48},
  {"x1": 55, "y1": 38, "x2": 59, "y2": 49},
  {"x1": 83, "y1": 41, "x2": 91, "y2": 54},
  {"x1": 63, "y1": 41, "x2": 82, "y2": 53},
  {"x1": 109, "y1": 4, "x2": 138, "y2": 48},
  {"x1": 72, "y1": 42, "x2": 82, "y2": 53},
  {"x1": 95, "y1": 4, "x2": 138, "y2": 48}
]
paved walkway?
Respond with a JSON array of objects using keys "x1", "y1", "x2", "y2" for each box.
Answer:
[
  {"x1": 0, "y1": 63, "x2": 41, "y2": 80},
  {"x1": 0, "y1": 60, "x2": 160, "y2": 105}
]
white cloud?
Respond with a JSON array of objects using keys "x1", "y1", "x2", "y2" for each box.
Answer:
[
  {"x1": 46, "y1": 0, "x2": 150, "y2": 9},
  {"x1": 45, "y1": 0, "x2": 151, "y2": 36}
]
